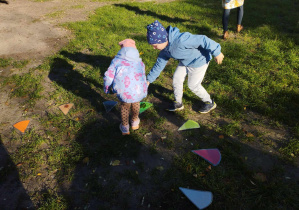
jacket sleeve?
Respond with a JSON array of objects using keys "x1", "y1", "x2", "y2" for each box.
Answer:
[
  {"x1": 146, "y1": 50, "x2": 170, "y2": 83},
  {"x1": 182, "y1": 33, "x2": 221, "y2": 57},
  {"x1": 103, "y1": 60, "x2": 116, "y2": 94}
]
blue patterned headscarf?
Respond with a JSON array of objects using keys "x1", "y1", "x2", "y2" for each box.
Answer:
[{"x1": 147, "y1": 20, "x2": 168, "y2": 44}]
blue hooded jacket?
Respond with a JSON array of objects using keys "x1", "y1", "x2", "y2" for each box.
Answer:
[{"x1": 147, "y1": 26, "x2": 221, "y2": 83}]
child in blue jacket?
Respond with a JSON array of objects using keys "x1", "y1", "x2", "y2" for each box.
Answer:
[
  {"x1": 104, "y1": 39, "x2": 148, "y2": 135},
  {"x1": 146, "y1": 20, "x2": 224, "y2": 113}
]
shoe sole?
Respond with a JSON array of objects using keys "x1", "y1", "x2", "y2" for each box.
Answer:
[
  {"x1": 131, "y1": 125, "x2": 139, "y2": 130},
  {"x1": 166, "y1": 105, "x2": 184, "y2": 112},
  {"x1": 199, "y1": 103, "x2": 217, "y2": 114}
]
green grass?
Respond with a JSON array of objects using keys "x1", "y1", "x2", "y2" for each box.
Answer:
[
  {"x1": 2, "y1": 71, "x2": 43, "y2": 107},
  {"x1": 0, "y1": 58, "x2": 29, "y2": 68},
  {"x1": 2, "y1": 0, "x2": 299, "y2": 209}
]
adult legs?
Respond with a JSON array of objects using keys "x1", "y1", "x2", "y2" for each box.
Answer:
[
  {"x1": 237, "y1": 5, "x2": 244, "y2": 26},
  {"x1": 187, "y1": 63, "x2": 212, "y2": 103},
  {"x1": 173, "y1": 62, "x2": 188, "y2": 104},
  {"x1": 222, "y1": 8, "x2": 231, "y2": 32}
]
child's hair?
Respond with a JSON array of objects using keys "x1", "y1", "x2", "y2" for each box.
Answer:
[{"x1": 118, "y1": 39, "x2": 136, "y2": 48}]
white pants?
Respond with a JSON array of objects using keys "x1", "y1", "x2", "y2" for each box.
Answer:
[{"x1": 173, "y1": 62, "x2": 212, "y2": 104}]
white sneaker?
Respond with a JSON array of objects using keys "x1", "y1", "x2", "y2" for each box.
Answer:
[{"x1": 131, "y1": 118, "x2": 140, "y2": 130}]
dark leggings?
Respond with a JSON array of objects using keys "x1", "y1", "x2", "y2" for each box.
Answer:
[
  {"x1": 121, "y1": 102, "x2": 140, "y2": 126},
  {"x1": 222, "y1": 5, "x2": 244, "y2": 32}
]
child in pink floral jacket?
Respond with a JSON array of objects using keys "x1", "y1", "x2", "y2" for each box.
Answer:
[{"x1": 104, "y1": 39, "x2": 148, "y2": 135}]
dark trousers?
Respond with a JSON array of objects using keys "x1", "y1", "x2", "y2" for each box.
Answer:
[{"x1": 222, "y1": 5, "x2": 244, "y2": 32}]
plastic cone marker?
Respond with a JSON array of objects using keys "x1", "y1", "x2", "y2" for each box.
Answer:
[
  {"x1": 103, "y1": 101, "x2": 117, "y2": 113},
  {"x1": 139, "y1": 102, "x2": 153, "y2": 114},
  {"x1": 179, "y1": 187, "x2": 213, "y2": 209},
  {"x1": 59, "y1": 103, "x2": 74, "y2": 115},
  {"x1": 192, "y1": 149, "x2": 221, "y2": 166},
  {"x1": 178, "y1": 120, "x2": 200, "y2": 131},
  {"x1": 13, "y1": 120, "x2": 30, "y2": 133}
]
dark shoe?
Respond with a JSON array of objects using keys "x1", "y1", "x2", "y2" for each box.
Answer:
[
  {"x1": 166, "y1": 101, "x2": 184, "y2": 111},
  {"x1": 223, "y1": 31, "x2": 229, "y2": 40},
  {"x1": 199, "y1": 100, "x2": 217, "y2": 114},
  {"x1": 237, "y1": 25, "x2": 243, "y2": 33},
  {"x1": 120, "y1": 123, "x2": 130, "y2": 135}
]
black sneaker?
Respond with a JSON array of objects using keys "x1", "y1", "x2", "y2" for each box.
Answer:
[
  {"x1": 167, "y1": 101, "x2": 184, "y2": 111},
  {"x1": 199, "y1": 100, "x2": 217, "y2": 114}
]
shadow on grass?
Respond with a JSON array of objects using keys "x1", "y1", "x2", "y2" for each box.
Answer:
[
  {"x1": 52, "y1": 117, "x2": 299, "y2": 209},
  {"x1": 0, "y1": 135, "x2": 34, "y2": 210},
  {"x1": 114, "y1": 4, "x2": 195, "y2": 24},
  {"x1": 116, "y1": 3, "x2": 220, "y2": 39},
  {"x1": 60, "y1": 51, "x2": 112, "y2": 75},
  {"x1": 48, "y1": 51, "x2": 112, "y2": 112},
  {"x1": 56, "y1": 119, "x2": 175, "y2": 209},
  {"x1": 183, "y1": 0, "x2": 299, "y2": 40}
]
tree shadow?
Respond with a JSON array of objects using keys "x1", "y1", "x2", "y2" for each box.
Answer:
[
  {"x1": 48, "y1": 51, "x2": 113, "y2": 112},
  {"x1": 114, "y1": 4, "x2": 195, "y2": 24},
  {"x1": 0, "y1": 135, "x2": 34, "y2": 210},
  {"x1": 115, "y1": 3, "x2": 219, "y2": 39},
  {"x1": 0, "y1": 0, "x2": 8, "y2": 4},
  {"x1": 56, "y1": 119, "x2": 173, "y2": 209},
  {"x1": 60, "y1": 50, "x2": 112, "y2": 75}
]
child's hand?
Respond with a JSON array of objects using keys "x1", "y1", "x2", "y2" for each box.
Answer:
[
  {"x1": 147, "y1": 81, "x2": 150, "y2": 86},
  {"x1": 214, "y1": 53, "x2": 224, "y2": 64}
]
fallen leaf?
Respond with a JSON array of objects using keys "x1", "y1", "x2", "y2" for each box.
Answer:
[
  {"x1": 111, "y1": 160, "x2": 120, "y2": 166},
  {"x1": 16, "y1": 163, "x2": 23, "y2": 167},
  {"x1": 37, "y1": 173, "x2": 42, "y2": 176},
  {"x1": 246, "y1": 133, "x2": 255, "y2": 138},
  {"x1": 219, "y1": 135, "x2": 224, "y2": 139},
  {"x1": 206, "y1": 165, "x2": 212, "y2": 172},
  {"x1": 144, "y1": 132, "x2": 152, "y2": 137}
]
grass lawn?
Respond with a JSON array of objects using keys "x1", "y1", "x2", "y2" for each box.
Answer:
[{"x1": 1, "y1": 0, "x2": 299, "y2": 209}]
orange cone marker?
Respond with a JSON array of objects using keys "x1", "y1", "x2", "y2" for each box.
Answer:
[{"x1": 13, "y1": 120, "x2": 30, "y2": 133}]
